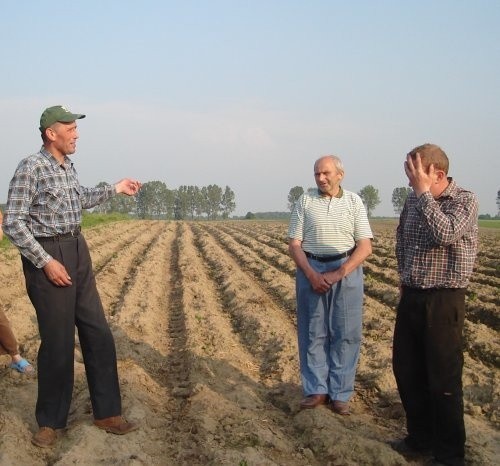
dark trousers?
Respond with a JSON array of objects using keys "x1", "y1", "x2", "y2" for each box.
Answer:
[
  {"x1": 392, "y1": 287, "x2": 466, "y2": 463},
  {"x1": 22, "y1": 234, "x2": 121, "y2": 429}
]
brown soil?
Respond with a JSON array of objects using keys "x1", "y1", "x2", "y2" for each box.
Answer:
[{"x1": 0, "y1": 219, "x2": 498, "y2": 465}]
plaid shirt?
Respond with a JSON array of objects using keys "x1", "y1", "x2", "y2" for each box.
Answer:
[
  {"x1": 396, "y1": 179, "x2": 478, "y2": 289},
  {"x1": 2, "y1": 147, "x2": 115, "y2": 268}
]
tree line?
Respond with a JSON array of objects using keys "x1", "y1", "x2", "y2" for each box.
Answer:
[
  {"x1": 287, "y1": 185, "x2": 414, "y2": 217},
  {"x1": 93, "y1": 181, "x2": 236, "y2": 220}
]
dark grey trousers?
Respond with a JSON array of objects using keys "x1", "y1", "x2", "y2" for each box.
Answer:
[
  {"x1": 22, "y1": 233, "x2": 121, "y2": 429},
  {"x1": 393, "y1": 287, "x2": 466, "y2": 464}
]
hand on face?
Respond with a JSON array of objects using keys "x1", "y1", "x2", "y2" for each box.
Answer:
[{"x1": 404, "y1": 153, "x2": 435, "y2": 197}]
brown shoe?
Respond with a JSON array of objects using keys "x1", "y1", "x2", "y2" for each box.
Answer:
[
  {"x1": 94, "y1": 415, "x2": 139, "y2": 435},
  {"x1": 300, "y1": 394, "x2": 328, "y2": 409},
  {"x1": 32, "y1": 427, "x2": 57, "y2": 448},
  {"x1": 329, "y1": 399, "x2": 350, "y2": 415}
]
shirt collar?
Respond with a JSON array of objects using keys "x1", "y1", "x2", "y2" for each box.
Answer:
[
  {"x1": 318, "y1": 186, "x2": 343, "y2": 199},
  {"x1": 437, "y1": 178, "x2": 457, "y2": 199},
  {"x1": 40, "y1": 146, "x2": 72, "y2": 169}
]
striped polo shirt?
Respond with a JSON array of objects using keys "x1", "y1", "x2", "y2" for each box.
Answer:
[{"x1": 288, "y1": 188, "x2": 373, "y2": 255}]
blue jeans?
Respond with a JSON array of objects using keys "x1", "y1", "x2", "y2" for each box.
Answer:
[{"x1": 296, "y1": 258, "x2": 364, "y2": 401}]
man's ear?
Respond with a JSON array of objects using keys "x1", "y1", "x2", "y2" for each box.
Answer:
[
  {"x1": 45, "y1": 127, "x2": 57, "y2": 142},
  {"x1": 435, "y1": 168, "x2": 446, "y2": 182}
]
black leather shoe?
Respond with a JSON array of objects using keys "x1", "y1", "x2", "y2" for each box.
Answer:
[
  {"x1": 430, "y1": 457, "x2": 465, "y2": 466},
  {"x1": 389, "y1": 436, "x2": 431, "y2": 455}
]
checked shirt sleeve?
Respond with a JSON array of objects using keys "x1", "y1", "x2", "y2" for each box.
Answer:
[
  {"x1": 2, "y1": 163, "x2": 52, "y2": 268},
  {"x1": 79, "y1": 184, "x2": 116, "y2": 209},
  {"x1": 415, "y1": 191, "x2": 478, "y2": 246},
  {"x1": 68, "y1": 164, "x2": 116, "y2": 210}
]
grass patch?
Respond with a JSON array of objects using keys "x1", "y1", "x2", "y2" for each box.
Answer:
[
  {"x1": 81, "y1": 211, "x2": 133, "y2": 228},
  {"x1": 478, "y1": 219, "x2": 500, "y2": 229},
  {"x1": 1, "y1": 212, "x2": 133, "y2": 249},
  {"x1": 372, "y1": 218, "x2": 499, "y2": 230}
]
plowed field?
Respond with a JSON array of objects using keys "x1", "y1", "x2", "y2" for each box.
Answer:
[{"x1": 0, "y1": 220, "x2": 498, "y2": 465}]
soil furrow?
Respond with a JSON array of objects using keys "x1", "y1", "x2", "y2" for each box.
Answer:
[
  {"x1": 179, "y1": 223, "x2": 317, "y2": 465},
  {"x1": 215, "y1": 224, "x2": 296, "y2": 278},
  {"x1": 190, "y1": 222, "x2": 297, "y2": 385},
  {"x1": 0, "y1": 219, "x2": 498, "y2": 466},
  {"x1": 195, "y1": 223, "x2": 297, "y2": 318},
  {"x1": 90, "y1": 221, "x2": 163, "y2": 274}
]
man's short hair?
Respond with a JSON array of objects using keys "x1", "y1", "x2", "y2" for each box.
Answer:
[
  {"x1": 408, "y1": 143, "x2": 449, "y2": 174},
  {"x1": 315, "y1": 155, "x2": 344, "y2": 175}
]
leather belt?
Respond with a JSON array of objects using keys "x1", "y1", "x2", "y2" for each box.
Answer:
[
  {"x1": 304, "y1": 247, "x2": 355, "y2": 262},
  {"x1": 35, "y1": 226, "x2": 81, "y2": 242},
  {"x1": 402, "y1": 286, "x2": 465, "y2": 294}
]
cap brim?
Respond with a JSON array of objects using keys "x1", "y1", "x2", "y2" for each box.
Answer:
[{"x1": 58, "y1": 113, "x2": 86, "y2": 122}]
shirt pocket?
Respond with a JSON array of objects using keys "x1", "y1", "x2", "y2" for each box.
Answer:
[{"x1": 40, "y1": 187, "x2": 67, "y2": 213}]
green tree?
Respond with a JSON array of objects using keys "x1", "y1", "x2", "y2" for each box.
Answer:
[
  {"x1": 174, "y1": 185, "x2": 190, "y2": 220},
  {"x1": 195, "y1": 187, "x2": 206, "y2": 219},
  {"x1": 110, "y1": 194, "x2": 137, "y2": 215},
  {"x1": 497, "y1": 189, "x2": 500, "y2": 217},
  {"x1": 358, "y1": 185, "x2": 380, "y2": 218},
  {"x1": 203, "y1": 184, "x2": 223, "y2": 220},
  {"x1": 391, "y1": 187, "x2": 412, "y2": 215},
  {"x1": 187, "y1": 186, "x2": 201, "y2": 219},
  {"x1": 221, "y1": 186, "x2": 236, "y2": 219},
  {"x1": 91, "y1": 182, "x2": 136, "y2": 214},
  {"x1": 91, "y1": 182, "x2": 112, "y2": 213},
  {"x1": 164, "y1": 188, "x2": 175, "y2": 219},
  {"x1": 136, "y1": 181, "x2": 173, "y2": 219},
  {"x1": 287, "y1": 186, "x2": 304, "y2": 211}
]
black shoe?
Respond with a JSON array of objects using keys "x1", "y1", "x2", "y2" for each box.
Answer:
[
  {"x1": 390, "y1": 436, "x2": 431, "y2": 455},
  {"x1": 430, "y1": 457, "x2": 464, "y2": 466}
]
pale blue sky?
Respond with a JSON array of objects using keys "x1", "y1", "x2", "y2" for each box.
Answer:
[{"x1": 1, "y1": 1, "x2": 499, "y2": 216}]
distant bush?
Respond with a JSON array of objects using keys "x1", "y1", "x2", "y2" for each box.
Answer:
[{"x1": 249, "y1": 212, "x2": 290, "y2": 220}]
